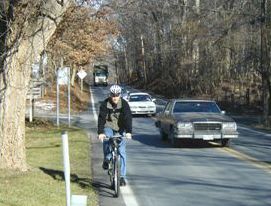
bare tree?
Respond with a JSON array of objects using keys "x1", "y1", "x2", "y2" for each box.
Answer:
[{"x1": 110, "y1": 0, "x2": 271, "y2": 119}]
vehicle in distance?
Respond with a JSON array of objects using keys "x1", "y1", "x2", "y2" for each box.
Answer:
[
  {"x1": 127, "y1": 92, "x2": 156, "y2": 116},
  {"x1": 120, "y1": 86, "x2": 129, "y2": 101},
  {"x1": 93, "y1": 65, "x2": 108, "y2": 86},
  {"x1": 155, "y1": 99, "x2": 238, "y2": 147}
]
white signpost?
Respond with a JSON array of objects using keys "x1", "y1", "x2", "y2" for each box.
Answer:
[
  {"x1": 77, "y1": 69, "x2": 87, "y2": 92},
  {"x1": 57, "y1": 67, "x2": 71, "y2": 127},
  {"x1": 62, "y1": 131, "x2": 87, "y2": 206},
  {"x1": 58, "y1": 67, "x2": 69, "y2": 85}
]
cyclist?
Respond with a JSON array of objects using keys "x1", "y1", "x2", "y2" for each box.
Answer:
[{"x1": 98, "y1": 84, "x2": 132, "y2": 186}]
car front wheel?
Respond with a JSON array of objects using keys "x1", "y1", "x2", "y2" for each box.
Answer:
[
  {"x1": 160, "y1": 128, "x2": 168, "y2": 141},
  {"x1": 169, "y1": 128, "x2": 178, "y2": 147},
  {"x1": 221, "y1": 138, "x2": 231, "y2": 147}
]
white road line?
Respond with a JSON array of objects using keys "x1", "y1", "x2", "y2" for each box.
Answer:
[
  {"x1": 120, "y1": 180, "x2": 139, "y2": 206},
  {"x1": 90, "y1": 87, "x2": 139, "y2": 206},
  {"x1": 238, "y1": 125, "x2": 271, "y2": 137}
]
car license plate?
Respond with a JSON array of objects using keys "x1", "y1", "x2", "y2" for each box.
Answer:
[{"x1": 202, "y1": 135, "x2": 215, "y2": 140}]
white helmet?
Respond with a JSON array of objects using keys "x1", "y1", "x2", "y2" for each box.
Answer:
[{"x1": 110, "y1": 84, "x2": 122, "y2": 94}]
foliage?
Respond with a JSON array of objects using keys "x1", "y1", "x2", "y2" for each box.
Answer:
[{"x1": 48, "y1": 5, "x2": 118, "y2": 67}]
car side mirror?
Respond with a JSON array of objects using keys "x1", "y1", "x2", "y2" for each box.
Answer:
[
  {"x1": 152, "y1": 98, "x2": 156, "y2": 102},
  {"x1": 221, "y1": 111, "x2": 226, "y2": 115}
]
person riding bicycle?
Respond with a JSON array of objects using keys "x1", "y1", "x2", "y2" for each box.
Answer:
[{"x1": 98, "y1": 84, "x2": 132, "y2": 186}]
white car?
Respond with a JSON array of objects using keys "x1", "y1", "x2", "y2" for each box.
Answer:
[{"x1": 127, "y1": 92, "x2": 156, "y2": 116}]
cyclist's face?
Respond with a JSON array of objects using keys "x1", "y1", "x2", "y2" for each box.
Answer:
[{"x1": 110, "y1": 93, "x2": 120, "y2": 104}]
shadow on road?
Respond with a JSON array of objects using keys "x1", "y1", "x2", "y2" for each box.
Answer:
[
  {"x1": 91, "y1": 179, "x2": 116, "y2": 198},
  {"x1": 132, "y1": 134, "x2": 221, "y2": 149}
]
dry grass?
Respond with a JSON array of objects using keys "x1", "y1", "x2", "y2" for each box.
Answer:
[
  {"x1": 43, "y1": 82, "x2": 90, "y2": 113},
  {"x1": 0, "y1": 123, "x2": 98, "y2": 206}
]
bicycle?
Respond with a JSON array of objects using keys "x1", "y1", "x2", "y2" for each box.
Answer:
[{"x1": 104, "y1": 134, "x2": 123, "y2": 197}]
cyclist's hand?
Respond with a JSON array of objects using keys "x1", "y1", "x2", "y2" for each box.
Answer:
[
  {"x1": 126, "y1": 133, "x2": 132, "y2": 140},
  {"x1": 98, "y1": 134, "x2": 106, "y2": 142}
]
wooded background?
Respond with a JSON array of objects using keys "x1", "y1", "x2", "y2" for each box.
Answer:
[{"x1": 110, "y1": 0, "x2": 271, "y2": 119}]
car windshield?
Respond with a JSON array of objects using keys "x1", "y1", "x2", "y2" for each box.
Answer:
[
  {"x1": 173, "y1": 102, "x2": 221, "y2": 113},
  {"x1": 121, "y1": 88, "x2": 127, "y2": 94},
  {"x1": 96, "y1": 72, "x2": 106, "y2": 77},
  {"x1": 129, "y1": 95, "x2": 152, "y2": 102}
]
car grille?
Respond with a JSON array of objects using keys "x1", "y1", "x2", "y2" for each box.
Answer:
[{"x1": 193, "y1": 123, "x2": 222, "y2": 131}]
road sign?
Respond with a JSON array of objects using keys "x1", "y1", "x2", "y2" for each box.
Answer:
[
  {"x1": 77, "y1": 69, "x2": 87, "y2": 80},
  {"x1": 58, "y1": 67, "x2": 69, "y2": 85}
]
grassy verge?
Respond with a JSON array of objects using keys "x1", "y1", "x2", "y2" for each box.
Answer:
[{"x1": 0, "y1": 121, "x2": 98, "y2": 206}]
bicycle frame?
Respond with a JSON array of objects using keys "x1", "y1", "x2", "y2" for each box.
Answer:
[{"x1": 105, "y1": 135, "x2": 122, "y2": 198}]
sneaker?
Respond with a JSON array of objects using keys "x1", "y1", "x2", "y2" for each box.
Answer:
[
  {"x1": 120, "y1": 177, "x2": 126, "y2": 186},
  {"x1": 102, "y1": 159, "x2": 110, "y2": 170}
]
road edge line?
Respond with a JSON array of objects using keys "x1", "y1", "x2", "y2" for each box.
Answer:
[{"x1": 90, "y1": 87, "x2": 140, "y2": 206}]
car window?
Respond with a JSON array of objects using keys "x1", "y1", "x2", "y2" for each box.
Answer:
[
  {"x1": 129, "y1": 95, "x2": 152, "y2": 102},
  {"x1": 121, "y1": 88, "x2": 127, "y2": 94},
  {"x1": 173, "y1": 102, "x2": 221, "y2": 113},
  {"x1": 95, "y1": 73, "x2": 106, "y2": 77}
]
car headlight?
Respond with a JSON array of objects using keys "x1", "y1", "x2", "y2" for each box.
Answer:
[
  {"x1": 177, "y1": 122, "x2": 193, "y2": 130},
  {"x1": 222, "y1": 122, "x2": 237, "y2": 131}
]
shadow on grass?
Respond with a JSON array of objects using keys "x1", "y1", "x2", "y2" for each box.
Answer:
[
  {"x1": 40, "y1": 167, "x2": 92, "y2": 188},
  {"x1": 27, "y1": 144, "x2": 61, "y2": 149},
  {"x1": 39, "y1": 167, "x2": 112, "y2": 196}
]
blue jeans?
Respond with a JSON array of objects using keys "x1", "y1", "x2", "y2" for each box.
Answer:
[{"x1": 103, "y1": 128, "x2": 127, "y2": 179}]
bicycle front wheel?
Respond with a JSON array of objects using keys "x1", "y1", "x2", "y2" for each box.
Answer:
[{"x1": 113, "y1": 155, "x2": 120, "y2": 197}]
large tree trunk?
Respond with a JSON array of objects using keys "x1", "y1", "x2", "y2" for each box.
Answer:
[{"x1": 0, "y1": 0, "x2": 73, "y2": 171}]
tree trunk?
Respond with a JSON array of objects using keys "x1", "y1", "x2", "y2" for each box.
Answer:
[
  {"x1": 0, "y1": 0, "x2": 72, "y2": 171},
  {"x1": 260, "y1": 0, "x2": 270, "y2": 126},
  {"x1": 71, "y1": 64, "x2": 77, "y2": 87}
]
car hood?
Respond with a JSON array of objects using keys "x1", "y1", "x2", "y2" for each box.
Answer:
[
  {"x1": 128, "y1": 101, "x2": 155, "y2": 107},
  {"x1": 172, "y1": 112, "x2": 234, "y2": 122}
]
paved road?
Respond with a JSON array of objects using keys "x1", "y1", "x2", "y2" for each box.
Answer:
[{"x1": 62, "y1": 85, "x2": 271, "y2": 206}]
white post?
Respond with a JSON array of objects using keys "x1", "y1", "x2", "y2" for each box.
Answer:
[
  {"x1": 57, "y1": 72, "x2": 60, "y2": 127},
  {"x1": 68, "y1": 67, "x2": 71, "y2": 127},
  {"x1": 29, "y1": 81, "x2": 33, "y2": 122},
  {"x1": 29, "y1": 92, "x2": 33, "y2": 123},
  {"x1": 62, "y1": 131, "x2": 71, "y2": 206}
]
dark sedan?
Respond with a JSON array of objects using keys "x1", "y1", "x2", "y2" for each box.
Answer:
[{"x1": 155, "y1": 99, "x2": 238, "y2": 147}]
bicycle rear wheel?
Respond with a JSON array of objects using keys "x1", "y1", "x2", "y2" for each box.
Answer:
[{"x1": 113, "y1": 155, "x2": 120, "y2": 197}]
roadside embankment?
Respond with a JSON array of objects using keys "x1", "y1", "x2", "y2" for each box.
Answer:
[{"x1": 0, "y1": 119, "x2": 98, "y2": 206}]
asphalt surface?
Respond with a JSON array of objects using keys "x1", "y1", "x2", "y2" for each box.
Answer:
[
  {"x1": 88, "y1": 85, "x2": 271, "y2": 206},
  {"x1": 30, "y1": 85, "x2": 271, "y2": 206}
]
